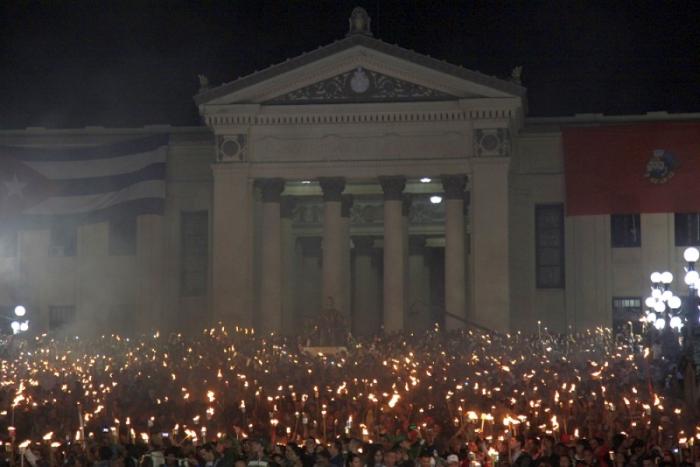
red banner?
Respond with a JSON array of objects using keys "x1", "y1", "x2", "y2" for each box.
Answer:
[{"x1": 563, "y1": 122, "x2": 700, "y2": 216}]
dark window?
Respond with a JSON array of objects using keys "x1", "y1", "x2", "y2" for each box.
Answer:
[
  {"x1": 612, "y1": 297, "x2": 642, "y2": 335},
  {"x1": 535, "y1": 204, "x2": 565, "y2": 288},
  {"x1": 0, "y1": 230, "x2": 17, "y2": 257},
  {"x1": 109, "y1": 215, "x2": 137, "y2": 255},
  {"x1": 675, "y1": 213, "x2": 700, "y2": 247},
  {"x1": 49, "y1": 305, "x2": 76, "y2": 330},
  {"x1": 49, "y1": 222, "x2": 77, "y2": 257},
  {"x1": 180, "y1": 211, "x2": 209, "y2": 297},
  {"x1": 611, "y1": 214, "x2": 641, "y2": 247}
]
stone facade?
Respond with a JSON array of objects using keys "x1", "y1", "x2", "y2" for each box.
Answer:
[{"x1": 0, "y1": 10, "x2": 697, "y2": 336}]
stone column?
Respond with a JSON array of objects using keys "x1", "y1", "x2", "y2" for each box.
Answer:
[
  {"x1": 211, "y1": 164, "x2": 253, "y2": 326},
  {"x1": 408, "y1": 235, "x2": 431, "y2": 332},
  {"x1": 351, "y1": 236, "x2": 380, "y2": 337},
  {"x1": 471, "y1": 159, "x2": 510, "y2": 331},
  {"x1": 379, "y1": 176, "x2": 406, "y2": 333},
  {"x1": 257, "y1": 178, "x2": 285, "y2": 334},
  {"x1": 340, "y1": 194, "x2": 354, "y2": 323},
  {"x1": 281, "y1": 196, "x2": 297, "y2": 334},
  {"x1": 297, "y1": 237, "x2": 322, "y2": 330},
  {"x1": 319, "y1": 177, "x2": 346, "y2": 315},
  {"x1": 402, "y1": 194, "x2": 411, "y2": 326},
  {"x1": 442, "y1": 175, "x2": 467, "y2": 330}
]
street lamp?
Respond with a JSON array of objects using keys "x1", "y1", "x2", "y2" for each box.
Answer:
[
  {"x1": 4, "y1": 305, "x2": 29, "y2": 335},
  {"x1": 644, "y1": 270, "x2": 683, "y2": 331},
  {"x1": 682, "y1": 247, "x2": 700, "y2": 330},
  {"x1": 644, "y1": 247, "x2": 700, "y2": 348}
]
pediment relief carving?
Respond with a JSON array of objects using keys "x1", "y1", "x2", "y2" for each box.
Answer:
[{"x1": 264, "y1": 66, "x2": 457, "y2": 105}]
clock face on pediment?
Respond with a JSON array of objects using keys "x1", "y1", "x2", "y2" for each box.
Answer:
[{"x1": 264, "y1": 67, "x2": 457, "y2": 105}]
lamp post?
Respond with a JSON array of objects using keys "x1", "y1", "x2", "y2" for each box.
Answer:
[
  {"x1": 643, "y1": 271, "x2": 683, "y2": 333},
  {"x1": 682, "y1": 247, "x2": 700, "y2": 330},
  {"x1": 681, "y1": 248, "x2": 700, "y2": 377},
  {"x1": 643, "y1": 248, "x2": 700, "y2": 406},
  {"x1": 7, "y1": 305, "x2": 29, "y2": 336}
]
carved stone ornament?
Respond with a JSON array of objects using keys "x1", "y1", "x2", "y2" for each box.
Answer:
[
  {"x1": 474, "y1": 128, "x2": 510, "y2": 157},
  {"x1": 319, "y1": 177, "x2": 346, "y2": 202},
  {"x1": 265, "y1": 67, "x2": 454, "y2": 105},
  {"x1": 379, "y1": 176, "x2": 406, "y2": 201},
  {"x1": 291, "y1": 195, "x2": 447, "y2": 228},
  {"x1": 441, "y1": 175, "x2": 467, "y2": 200},
  {"x1": 256, "y1": 178, "x2": 285, "y2": 203},
  {"x1": 347, "y1": 7, "x2": 372, "y2": 36},
  {"x1": 217, "y1": 134, "x2": 247, "y2": 162}
]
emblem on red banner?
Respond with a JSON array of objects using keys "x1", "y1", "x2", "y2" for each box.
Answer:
[{"x1": 645, "y1": 149, "x2": 679, "y2": 184}]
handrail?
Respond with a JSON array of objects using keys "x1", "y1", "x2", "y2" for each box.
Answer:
[{"x1": 408, "y1": 300, "x2": 492, "y2": 332}]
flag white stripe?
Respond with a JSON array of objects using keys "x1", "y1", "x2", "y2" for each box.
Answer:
[
  {"x1": 24, "y1": 180, "x2": 165, "y2": 215},
  {"x1": 22, "y1": 146, "x2": 167, "y2": 180}
]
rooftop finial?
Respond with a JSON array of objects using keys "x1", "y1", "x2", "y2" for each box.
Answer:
[{"x1": 347, "y1": 7, "x2": 372, "y2": 37}]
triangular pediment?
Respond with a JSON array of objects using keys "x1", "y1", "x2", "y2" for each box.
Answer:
[
  {"x1": 195, "y1": 34, "x2": 526, "y2": 107},
  {"x1": 264, "y1": 66, "x2": 457, "y2": 105}
]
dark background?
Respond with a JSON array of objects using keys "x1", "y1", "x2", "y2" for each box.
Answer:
[{"x1": 1, "y1": 1, "x2": 699, "y2": 129}]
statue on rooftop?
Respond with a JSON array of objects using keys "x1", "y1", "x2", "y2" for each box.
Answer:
[{"x1": 348, "y1": 7, "x2": 372, "y2": 36}]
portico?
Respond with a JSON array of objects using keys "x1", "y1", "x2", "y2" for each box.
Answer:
[{"x1": 196, "y1": 8, "x2": 523, "y2": 334}]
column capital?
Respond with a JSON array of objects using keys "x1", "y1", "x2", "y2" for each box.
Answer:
[
  {"x1": 408, "y1": 235, "x2": 427, "y2": 255},
  {"x1": 379, "y1": 176, "x2": 406, "y2": 201},
  {"x1": 280, "y1": 196, "x2": 297, "y2": 218},
  {"x1": 319, "y1": 177, "x2": 346, "y2": 202},
  {"x1": 256, "y1": 178, "x2": 285, "y2": 202},
  {"x1": 441, "y1": 175, "x2": 467, "y2": 200},
  {"x1": 341, "y1": 194, "x2": 354, "y2": 218},
  {"x1": 352, "y1": 236, "x2": 376, "y2": 255},
  {"x1": 402, "y1": 194, "x2": 412, "y2": 217}
]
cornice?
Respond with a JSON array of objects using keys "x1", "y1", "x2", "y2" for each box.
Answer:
[{"x1": 203, "y1": 103, "x2": 520, "y2": 130}]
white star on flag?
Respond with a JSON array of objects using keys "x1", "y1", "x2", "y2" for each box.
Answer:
[{"x1": 4, "y1": 173, "x2": 27, "y2": 198}]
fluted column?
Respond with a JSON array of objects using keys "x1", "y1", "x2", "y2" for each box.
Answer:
[
  {"x1": 408, "y1": 235, "x2": 431, "y2": 331},
  {"x1": 319, "y1": 177, "x2": 346, "y2": 315},
  {"x1": 297, "y1": 237, "x2": 322, "y2": 328},
  {"x1": 340, "y1": 194, "x2": 354, "y2": 323},
  {"x1": 257, "y1": 178, "x2": 285, "y2": 334},
  {"x1": 379, "y1": 176, "x2": 406, "y2": 332},
  {"x1": 280, "y1": 196, "x2": 297, "y2": 334},
  {"x1": 402, "y1": 194, "x2": 411, "y2": 326},
  {"x1": 442, "y1": 175, "x2": 467, "y2": 330},
  {"x1": 352, "y1": 236, "x2": 380, "y2": 337}
]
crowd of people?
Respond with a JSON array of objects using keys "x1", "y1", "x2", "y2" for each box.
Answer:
[{"x1": 0, "y1": 324, "x2": 697, "y2": 467}]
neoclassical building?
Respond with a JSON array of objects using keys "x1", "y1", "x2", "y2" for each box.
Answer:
[{"x1": 1, "y1": 8, "x2": 698, "y2": 336}]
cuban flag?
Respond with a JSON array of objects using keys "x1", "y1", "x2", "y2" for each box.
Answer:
[{"x1": 0, "y1": 134, "x2": 168, "y2": 229}]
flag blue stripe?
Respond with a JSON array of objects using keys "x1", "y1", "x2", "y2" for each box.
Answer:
[
  {"x1": 0, "y1": 134, "x2": 169, "y2": 162},
  {"x1": 51, "y1": 162, "x2": 166, "y2": 196}
]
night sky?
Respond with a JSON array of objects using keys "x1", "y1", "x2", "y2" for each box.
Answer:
[{"x1": 1, "y1": 1, "x2": 699, "y2": 129}]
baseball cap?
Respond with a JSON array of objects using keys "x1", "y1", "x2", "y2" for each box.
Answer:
[{"x1": 446, "y1": 455, "x2": 460, "y2": 464}]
